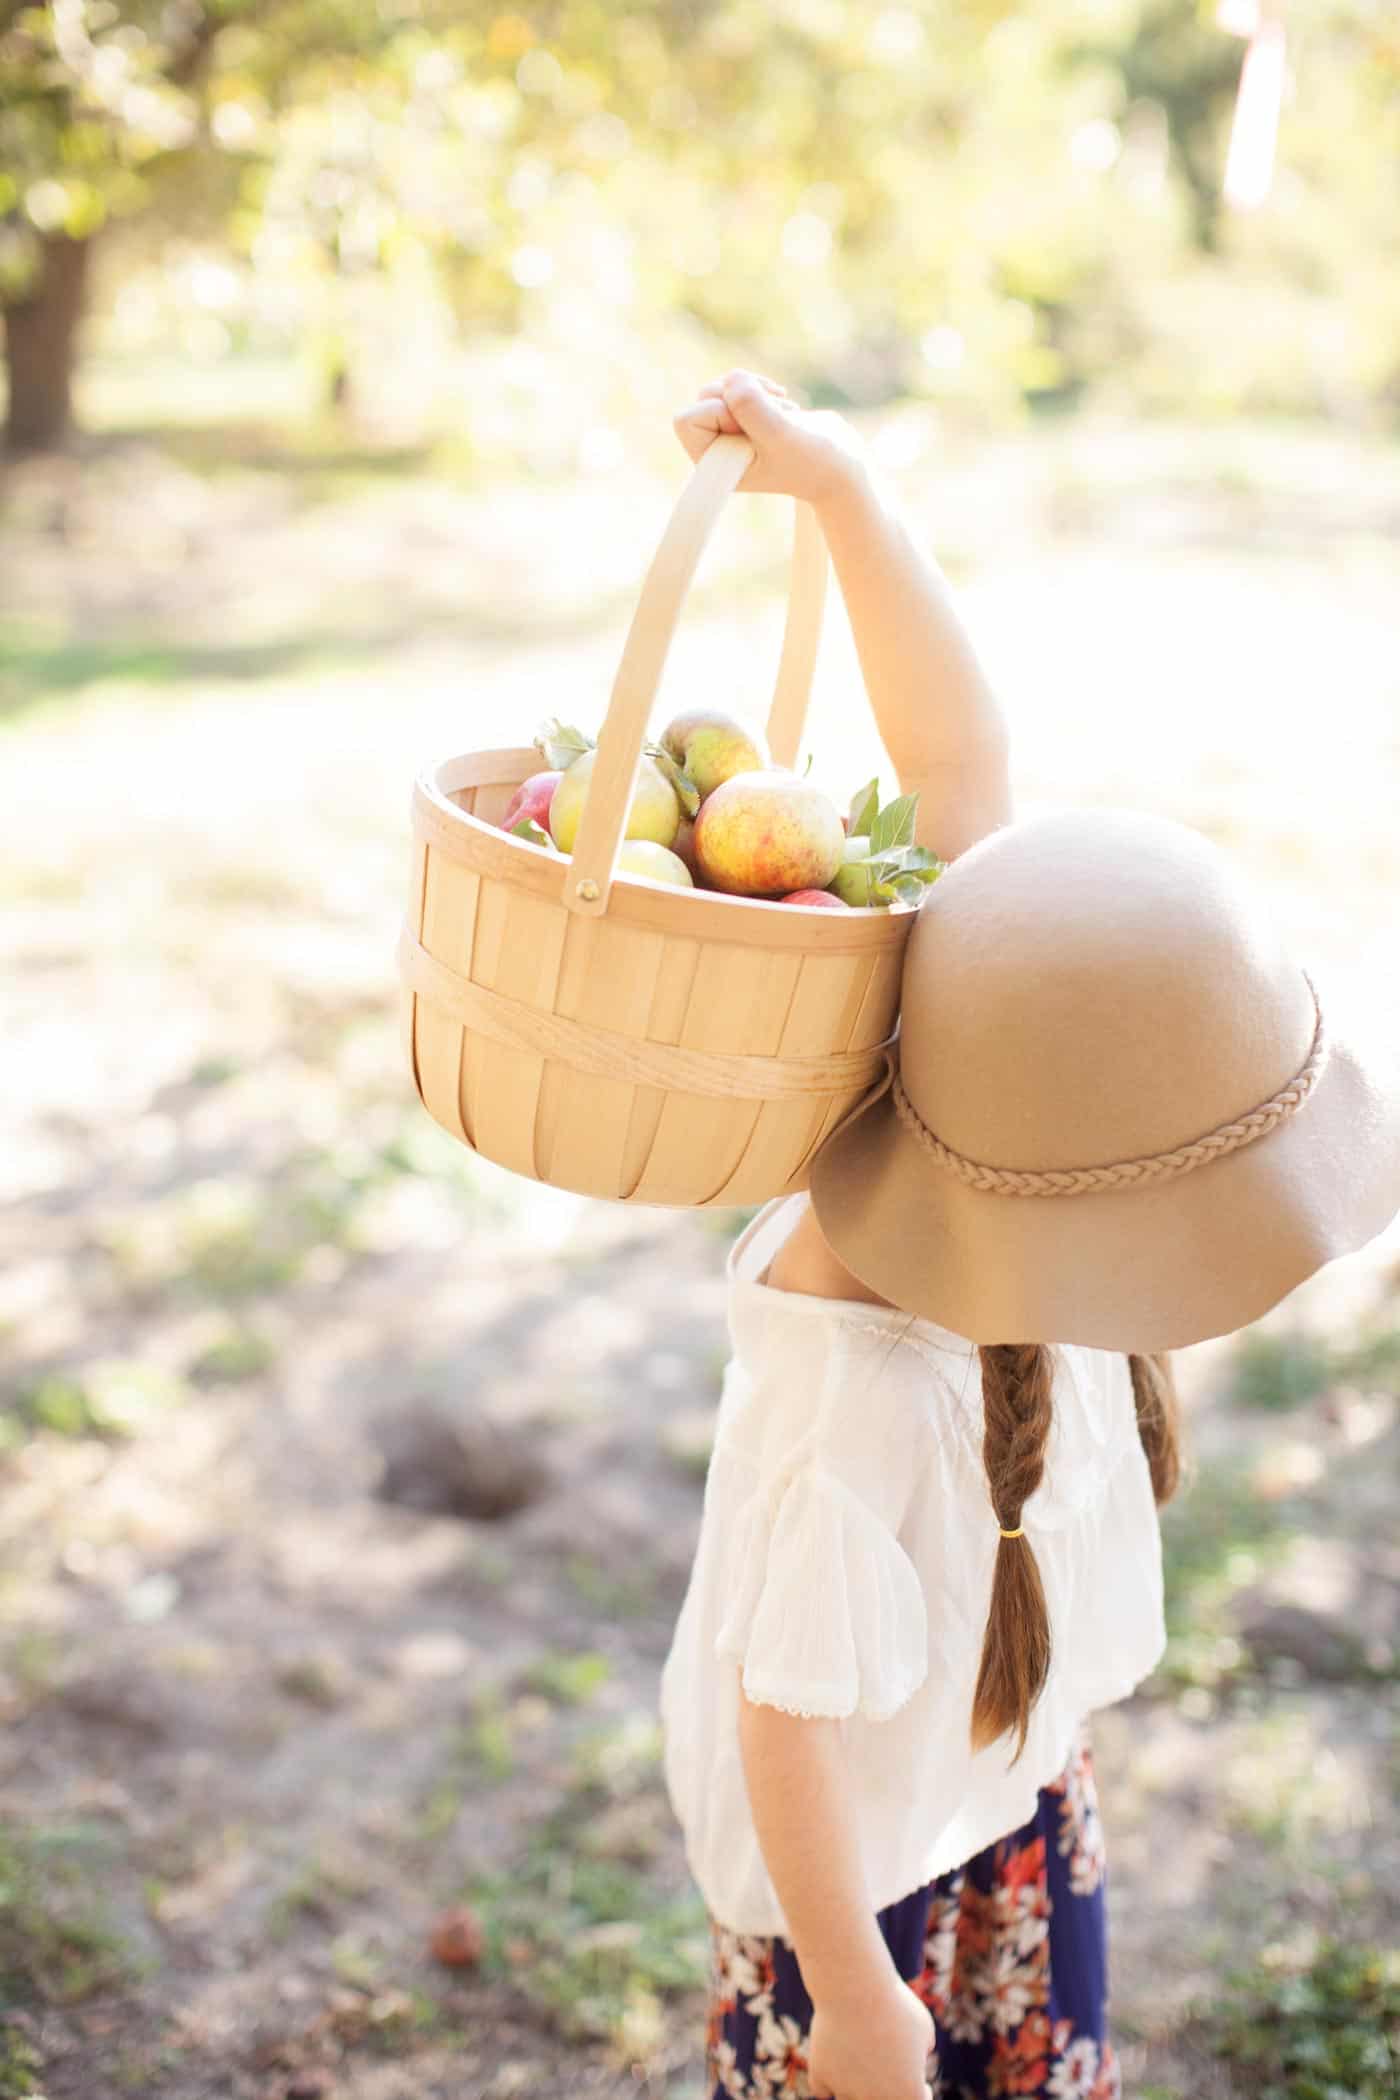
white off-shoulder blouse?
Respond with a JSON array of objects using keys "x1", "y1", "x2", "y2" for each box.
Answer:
[{"x1": 660, "y1": 1193, "x2": 1167, "y2": 1936}]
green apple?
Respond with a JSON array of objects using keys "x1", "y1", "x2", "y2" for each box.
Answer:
[
  {"x1": 615, "y1": 839, "x2": 694, "y2": 888},
  {"x1": 660, "y1": 709, "x2": 769, "y2": 800},
  {"x1": 548, "y1": 748, "x2": 680, "y2": 853}
]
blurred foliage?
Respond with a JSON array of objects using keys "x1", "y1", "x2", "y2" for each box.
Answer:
[
  {"x1": 1204, "y1": 1938, "x2": 1400, "y2": 2100},
  {"x1": 1230, "y1": 1322, "x2": 1400, "y2": 1409},
  {"x1": 3, "y1": 0, "x2": 1400, "y2": 445},
  {"x1": 0, "y1": 1822, "x2": 134, "y2": 2007}
]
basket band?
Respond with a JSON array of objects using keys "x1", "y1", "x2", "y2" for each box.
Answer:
[{"x1": 399, "y1": 930, "x2": 894, "y2": 1102}]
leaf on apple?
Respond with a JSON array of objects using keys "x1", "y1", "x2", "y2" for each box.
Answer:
[
  {"x1": 644, "y1": 743, "x2": 701, "y2": 818},
  {"x1": 534, "y1": 717, "x2": 595, "y2": 771},
  {"x1": 511, "y1": 817, "x2": 554, "y2": 849},
  {"x1": 869, "y1": 845, "x2": 945, "y2": 905},
  {"x1": 848, "y1": 777, "x2": 880, "y2": 839},
  {"x1": 868, "y1": 792, "x2": 918, "y2": 856}
]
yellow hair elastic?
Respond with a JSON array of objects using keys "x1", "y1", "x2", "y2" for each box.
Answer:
[{"x1": 998, "y1": 1525, "x2": 1025, "y2": 1540}]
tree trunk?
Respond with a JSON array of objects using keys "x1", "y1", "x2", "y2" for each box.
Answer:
[{"x1": 2, "y1": 234, "x2": 93, "y2": 454}]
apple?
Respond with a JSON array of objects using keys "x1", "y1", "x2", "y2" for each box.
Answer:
[
  {"x1": 782, "y1": 889, "x2": 851, "y2": 909},
  {"x1": 502, "y1": 770, "x2": 563, "y2": 835},
  {"x1": 548, "y1": 748, "x2": 680, "y2": 853},
  {"x1": 661, "y1": 708, "x2": 768, "y2": 799},
  {"x1": 694, "y1": 771, "x2": 846, "y2": 897},
  {"x1": 429, "y1": 1906, "x2": 485, "y2": 1968},
  {"x1": 671, "y1": 815, "x2": 702, "y2": 881},
  {"x1": 615, "y1": 839, "x2": 694, "y2": 888}
]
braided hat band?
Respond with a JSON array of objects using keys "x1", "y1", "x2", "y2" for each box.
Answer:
[{"x1": 892, "y1": 974, "x2": 1328, "y2": 1200}]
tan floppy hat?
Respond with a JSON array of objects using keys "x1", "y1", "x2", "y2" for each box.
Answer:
[{"x1": 809, "y1": 809, "x2": 1400, "y2": 1352}]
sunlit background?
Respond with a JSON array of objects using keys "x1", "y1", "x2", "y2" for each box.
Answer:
[{"x1": 2, "y1": 4, "x2": 1399, "y2": 2097}]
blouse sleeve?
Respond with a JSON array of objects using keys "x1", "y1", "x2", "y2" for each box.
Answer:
[{"x1": 714, "y1": 1460, "x2": 929, "y2": 1723}]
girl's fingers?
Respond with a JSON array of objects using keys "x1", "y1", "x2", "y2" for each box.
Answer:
[
  {"x1": 699, "y1": 370, "x2": 790, "y2": 401},
  {"x1": 672, "y1": 398, "x2": 747, "y2": 460},
  {"x1": 675, "y1": 399, "x2": 743, "y2": 437}
]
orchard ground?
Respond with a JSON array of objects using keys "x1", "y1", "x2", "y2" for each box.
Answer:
[{"x1": 2, "y1": 400, "x2": 1399, "y2": 2099}]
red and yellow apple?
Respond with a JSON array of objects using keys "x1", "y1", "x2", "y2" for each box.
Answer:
[
  {"x1": 693, "y1": 771, "x2": 846, "y2": 897},
  {"x1": 661, "y1": 709, "x2": 768, "y2": 799},
  {"x1": 502, "y1": 770, "x2": 563, "y2": 834},
  {"x1": 782, "y1": 889, "x2": 850, "y2": 909},
  {"x1": 548, "y1": 748, "x2": 680, "y2": 853}
]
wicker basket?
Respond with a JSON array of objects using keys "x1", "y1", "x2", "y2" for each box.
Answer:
[{"x1": 398, "y1": 434, "x2": 913, "y2": 1207}]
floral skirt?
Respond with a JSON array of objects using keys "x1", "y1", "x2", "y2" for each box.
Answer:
[{"x1": 705, "y1": 1735, "x2": 1118, "y2": 2100}]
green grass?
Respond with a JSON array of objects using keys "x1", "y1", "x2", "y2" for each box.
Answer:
[
  {"x1": 1157, "y1": 1465, "x2": 1293, "y2": 1692},
  {"x1": 264, "y1": 1852, "x2": 373, "y2": 1942},
  {"x1": 0, "y1": 618, "x2": 405, "y2": 722},
  {"x1": 1230, "y1": 1332, "x2": 1335, "y2": 1413},
  {"x1": 523, "y1": 1650, "x2": 613, "y2": 1707},
  {"x1": 0, "y1": 1826, "x2": 135, "y2": 2007},
  {"x1": 1228, "y1": 1324, "x2": 1400, "y2": 1411},
  {"x1": 472, "y1": 1839, "x2": 707, "y2": 2046},
  {"x1": 0, "y1": 2020, "x2": 44, "y2": 2100},
  {"x1": 189, "y1": 1327, "x2": 277, "y2": 1385},
  {"x1": 1199, "y1": 1940, "x2": 1399, "y2": 2098},
  {"x1": 565, "y1": 1554, "x2": 656, "y2": 1619},
  {"x1": 4, "y1": 1361, "x2": 189, "y2": 1445}
]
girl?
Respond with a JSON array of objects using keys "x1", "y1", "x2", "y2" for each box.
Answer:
[{"x1": 663, "y1": 372, "x2": 1400, "y2": 2100}]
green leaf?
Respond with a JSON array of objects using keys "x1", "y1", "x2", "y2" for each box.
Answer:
[
  {"x1": 869, "y1": 793, "x2": 917, "y2": 855},
  {"x1": 847, "y1": 777, "x2": 880, "y2": 838},
  {"x1": 802, "y1": 750, "x2": 814, "y2": 777},
  {"x1": 644, "y1": 744, "x2": 700, "y2": 818},
  {"x1": 885, "y1": 845, "x2": 945, "y2": 877},
  {"x1": 887, "y1": 873, "x2": 937, "y2": 907},
  {"x1": 534, "y1": 717, "x2": 595, "y2": 770},
  {"x1": 511, "y1": 817, "x2": 553, "y2": 848}
]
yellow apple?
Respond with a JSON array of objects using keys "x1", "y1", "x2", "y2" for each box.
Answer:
[{"x1": 548, "y1": 748, "x2": 680, "y2": 853}]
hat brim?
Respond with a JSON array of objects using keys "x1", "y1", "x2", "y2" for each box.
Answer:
[{"x1": 808, "y1": 988, "x2": 1400, "y2": 1353}]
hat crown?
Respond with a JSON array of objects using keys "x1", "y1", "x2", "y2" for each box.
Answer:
[{"x1": 900, "y1": 812, "x2": 1316, "y2": 1177}]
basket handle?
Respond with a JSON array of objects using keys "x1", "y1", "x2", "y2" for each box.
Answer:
[{"x1": 563, "y1": 434, "x2": 830, "y2": 917}]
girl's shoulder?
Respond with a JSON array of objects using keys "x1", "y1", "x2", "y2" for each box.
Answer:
[
  {"x1": 721, "y1": 1198, "x2": 1140, "y2": 1503},
  {"x1": 722, "y1": 1195, "x2": 979, "y2": 1445}
]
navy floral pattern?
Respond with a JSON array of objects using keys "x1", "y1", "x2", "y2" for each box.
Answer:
[{"x1": 705, "y1": 1735, "x2": 1118, "y2": 2100}]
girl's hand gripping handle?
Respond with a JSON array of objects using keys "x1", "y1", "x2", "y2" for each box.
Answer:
[
  {"x1": 673, "y1": 368, "x2": 1012, "y2": 861},
  {"x1": 672, "y1": 370, "x2": 871, "y2": 510}
]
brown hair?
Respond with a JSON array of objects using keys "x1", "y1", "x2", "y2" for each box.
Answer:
[{"x1": 970, "y1": 1346, "x2": 1182, "y2": 1760}]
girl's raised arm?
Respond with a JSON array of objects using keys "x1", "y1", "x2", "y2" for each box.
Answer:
[{"x1": 673, "y1": 371, "x2": 1012, "y2": 859}]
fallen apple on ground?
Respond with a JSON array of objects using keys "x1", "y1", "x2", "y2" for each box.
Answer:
[
  {"x1": 429, "y1": 1906, "x2": 485, "y2": 1968},
  {"x1": 694, "y1": 770, "x2": 846, "y2": 897}
]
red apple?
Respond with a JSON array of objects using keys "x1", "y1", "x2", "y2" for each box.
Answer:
[
  {"x1": 429, "y1": 1905, "x2": 485, "y2": 1968},
  {"x1": 502, "y1": 771, "x2": 562, "y2": 834},
  {"x1": 781, "y1": 889, "x2": 851, "y2": 908},
  {"x1": 671, "y1": 815, "x2": 701, "y2": 881}
]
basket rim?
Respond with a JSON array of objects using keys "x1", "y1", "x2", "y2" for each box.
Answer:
[{"x1": 413, "y1": 754, "x2": 914, "y2": 953}]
